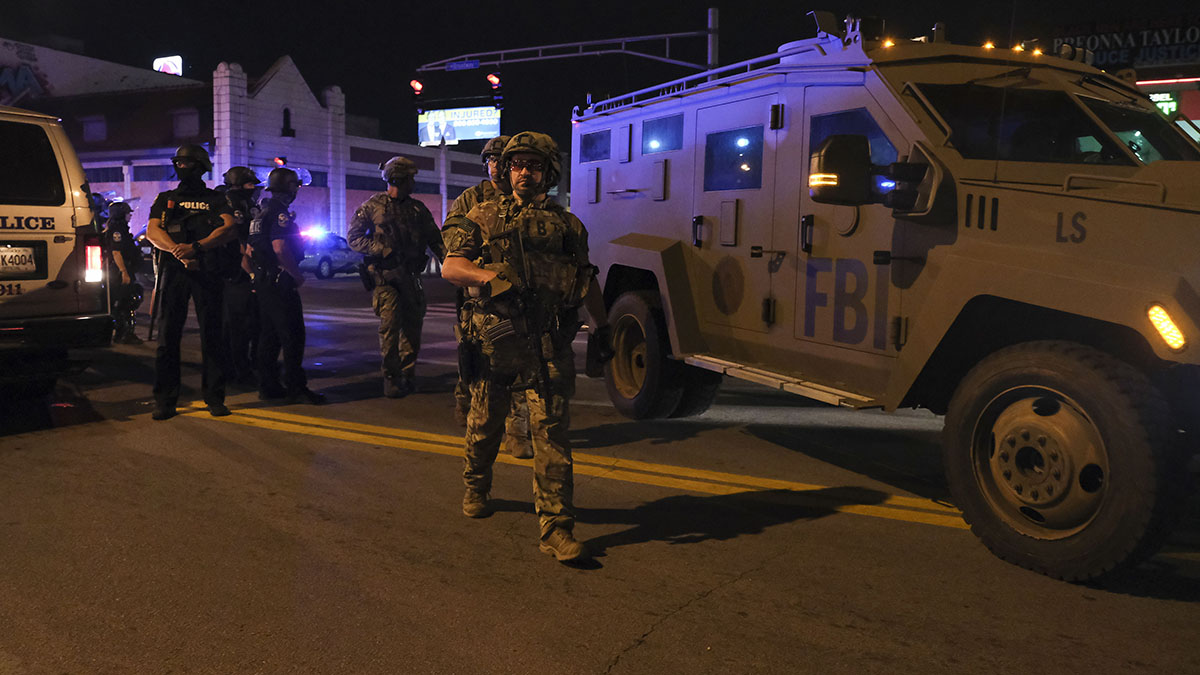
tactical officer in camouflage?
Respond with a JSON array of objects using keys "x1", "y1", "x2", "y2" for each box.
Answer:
[
  {"x1": 446, "y1": 135, "x2": 534, "y2": 460},
  {"x1": 348, "y1": 156, "x2": 445, "y2": 398},
  {"x1": 442, "y1": 132, "x2": 612, "y2": 562}
]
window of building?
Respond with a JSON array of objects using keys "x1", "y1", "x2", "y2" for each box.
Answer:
[
  {"x1": 133, "y1": 165, "x2": 176, "y2": 182},
  {"x1": 703, "y1": 126, "x2": 763, "y2": 191},
  {"x1": 282, "y1": 108, "x2": 296, "y2": 137},
  {"x1": 579, "y1": 129, "x2": 611, "y2": 162},
  {"x1": 307, "y1": 170, "x2": 328, "y2": 188},
  {"x1": 642, "y1": 114, "x2": 683, "y2": 154},
  {"x1": 80, "y1": 115, "x2": 106, "y2": 143},
  {"x1": 85, "y1": 166, "x2": 124, "y2": 183},
  {"x1": 346, "y1": 174, "x2": 382, "y2": 190},
  {"x1": 171, "y1": 108, "x2": 199, "y2": 139},
  {"x1": 0, "y1": 121, "x2": 65, "y2": 206}
]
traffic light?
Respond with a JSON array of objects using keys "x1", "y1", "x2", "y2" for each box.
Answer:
[
  {"x1": 410, "y1": 78, "x2": 424, "y2": 112},
  {"x1": 487, "y1": 72, "x2": 502, "y2": 109}
]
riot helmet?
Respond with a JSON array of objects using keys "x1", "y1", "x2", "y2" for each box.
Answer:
[
  {"x1": 502, "y1": 131, "x2": 561, "y2": 191},
  {"x1": 107, "y1": 201, "x2": 133, "y2": 224},
  {"x1": 223, "y1": 166, "x2": 261, "y2": 188},
  {"x1": 172, "y1": 144, "x2": 212, "y2": 182},
  {"x1": 480, "y1": 135, "x2": 511, "y2": 161},
  {"x1": 380, "y1": 156, "x2": 418, "y2": 187},
  {"x1": 267, "y1": 167, "x2": 301, "y2": 205}
]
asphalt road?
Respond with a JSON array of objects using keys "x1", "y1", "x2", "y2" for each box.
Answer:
[{"x1": 1, "y1": 275, "x2": 1197, "y2": 674}]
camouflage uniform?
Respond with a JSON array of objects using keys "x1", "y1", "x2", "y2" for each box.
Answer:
[
  {"x1": 449, "y1": 178, "x2": 532, "y2": 456},
  {"x1": 348, "y1": 166, "x2": 444, "y2": 392},
  {"x1": 443, "y1": 192, "x2": 593, "y2": 537}
]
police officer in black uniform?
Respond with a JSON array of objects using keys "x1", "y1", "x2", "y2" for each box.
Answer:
[
  {"x1": 103, "y1": 200, "x2": 144, "y2": 345},
  {"x1": 144, "y1": 144, "x2": 238, "y2": 420},
  {"x1": 220, "y1": 166, "x2": 262, "y2": 387},
  {"x1": 248, "y1": 167, "x2": 325, "y2": 405}
]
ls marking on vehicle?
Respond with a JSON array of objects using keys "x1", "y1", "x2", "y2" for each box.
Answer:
[{"x1": 1055, "y1": 211, "x2": 1088, "y2": 243}]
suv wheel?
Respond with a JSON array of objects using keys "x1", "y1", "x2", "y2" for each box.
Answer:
[
  {"x1": 605, "y1": 291, "x2": 683, "y2": 419},
  {"x1": 943, "y1": 340, "x2": 1186, "y2": 581},
  {"x1": 316, "y1": 258, "x2": 333, "y2": 279}
]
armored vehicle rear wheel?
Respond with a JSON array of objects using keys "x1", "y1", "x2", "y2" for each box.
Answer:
[
  {"x1": 669, "y1": 367, "x2": 723, "y2": 418},
  {"x1": 605, "y1": 291, "x2": 683, "y2": 419},
  {"x1": 943, "y1": 341, "x2": 1185, "y2": 581}
]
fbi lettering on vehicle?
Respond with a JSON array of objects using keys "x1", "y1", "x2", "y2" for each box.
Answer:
[
  {"x1": 802, "y1": 256, "x2": 890, "y2": 350},
  {"x1": 0, "y1": 215, "x2": 55, "y2": 230}
]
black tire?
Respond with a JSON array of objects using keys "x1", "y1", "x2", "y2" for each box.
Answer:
[
  {"x1": 669, "y1": 366, "x2": 723, "y2": 418},
  {"x1": 316, "y1": 258, "x2": 333, "y2": 280},
  {"x1": 943, "y1": 340, "x2": 1186, "y2": 581},
  {"x1": 604, "y1": 291, "x2": 683, "y2": 419}
]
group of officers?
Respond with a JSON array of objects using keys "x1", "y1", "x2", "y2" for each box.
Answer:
[{"x1": 106, "y1": 131, "x2": 611, "y2": 562}]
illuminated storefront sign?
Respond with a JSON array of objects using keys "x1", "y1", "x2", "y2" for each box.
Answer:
[
  {"x1": 1053, "y1": 17, "x2": 1200, "y2": 69},
  {"x1": 1149, "y1": 92, "x2": 1179, "y2": 115},
  {"x1": 152, "y1": 56, "x2": 183, "y2": 76}
]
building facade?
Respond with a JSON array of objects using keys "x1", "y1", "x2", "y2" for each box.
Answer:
[{"x1": 1, "y1": 38, "x2": 490, "y2": 237}]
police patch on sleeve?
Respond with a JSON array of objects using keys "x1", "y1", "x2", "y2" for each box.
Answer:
[
  {"x1": 112, "y1": 232, "x2": 122, "y2": 242},
  {"x1": 278, "y1": 213, "x2": 290, "y2": 229}
]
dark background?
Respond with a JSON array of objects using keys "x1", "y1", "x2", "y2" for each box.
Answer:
[{"x1": 4, "y1": 1, "x2": 1191, "y2": 150}]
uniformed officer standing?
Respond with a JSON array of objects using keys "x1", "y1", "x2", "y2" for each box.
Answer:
[
  {"x1": 441, "y1": 132, "x2": 612, "y2": 562},
  {"x1": 247, "y1": 167, "x2": 326, "y2": 405},
  {"x1": 103, "y1": 200, "x2": 144, "y2": 345},
  {"x1": 220, "y1": 166, "x2": 262, "y2": 388},
  {"x1": 347, "y1": 156, "x2": 445, "y2": 398},
  {"x1": 445, "y1": 135, "x2": 533, "y2": 459},
  {"x1": 144, "y1": 145, "x2": 238, "y2": 420}
]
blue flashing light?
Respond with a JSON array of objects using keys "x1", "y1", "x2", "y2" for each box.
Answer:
[
  {"x1": 301, "y1": 226, "x2": 327, "y2": 239},
  {"x1": 649, "y1": 139, "x2": 661, "y2": 150},
  {"x1": 736, "y1": 137, "x2": 750, "y2": 148}
]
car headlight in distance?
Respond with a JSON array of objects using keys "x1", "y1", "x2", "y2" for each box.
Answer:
[{"x1": 1148, "y1": 304, "x2": 1187, "y2": 351}]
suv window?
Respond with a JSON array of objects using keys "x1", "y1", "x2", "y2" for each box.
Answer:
[
  {"x1": 1080, "y1": 97, "x2": 1200, "y2": 164},
  {"x1": 915, "y1": 84, "x2": 1133, "y2": 165},
  {"x1": 810, "y1": 108, "x2": 898, "y2": 166},
  {"x1": 0, "y1": 121, "x2": 66, "y2": 206},
  {"x1": 703, "y1": 125, "x2": 764, "y2": 191}
]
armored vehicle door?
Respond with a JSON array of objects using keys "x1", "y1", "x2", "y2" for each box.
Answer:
[
  {"x1": 795, "y1": 87, "x2": 906, "y2": 370},
  {"x1": 691, "y1": 95, "x2": 778, "y2": 337}
]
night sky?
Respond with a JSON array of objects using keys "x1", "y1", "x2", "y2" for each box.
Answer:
[{"x1": 6, "y1": 0, "x2": 1189, "y2": 150}]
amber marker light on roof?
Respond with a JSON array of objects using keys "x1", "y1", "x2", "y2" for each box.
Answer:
[
  {"x1": 809, "y1": 173, "x2": 839, "y2": 187},
  {"x1": 1013, "y1": 44, "x2": 1025, "y2": 52},
  {"x1": 1148, "y1": 305, "x2": 1187, "y2": 351},
  {"x1": 1032, "y1": 47, "x2": 1043, "y2": 56},
  {"x1": 983, "y1": 41, "x2": 995, "y2": 49},
  {"x1": 883, "y1": 38, "x2": 895, "y2": 48}
]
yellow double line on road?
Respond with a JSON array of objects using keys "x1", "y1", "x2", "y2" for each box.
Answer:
[{"x1": 185, "y1": 405, "x2": 967, "y2": 530}]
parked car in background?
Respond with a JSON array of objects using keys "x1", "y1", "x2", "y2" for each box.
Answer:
[{"x1": 299, "y1": 233, "x2": 363, "y2": 279}]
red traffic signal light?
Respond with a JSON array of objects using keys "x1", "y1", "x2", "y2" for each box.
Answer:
[
  {"x1": 409, "y1": 79, "x2": 424, "y2": 94},
  {"x1": 486, "y1": 72, "x2": 501, "y2": 89}
]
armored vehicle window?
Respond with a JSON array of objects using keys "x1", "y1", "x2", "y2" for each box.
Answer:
[
  {"x1": 1080, "y1": 98, "x2": 1200, "y2": 164},
  {"x1": 0, "y1": 121, "x2": 66, "y2": 206},
  {"x1": 643, "y1": 114, "x2": 684, "y2": 154},
  {"x1": 580, "y1": 130, "x2": 612, "y2": 162},
  {"x1": 810, "y1": 109, "x2": 897, "y2": 166},
  {"x1": 703, "y1": 126, "x2": 764, "y2": 191},
  {"x1": 915, "y1": 84, "x2": 1132, "y2": 165}
]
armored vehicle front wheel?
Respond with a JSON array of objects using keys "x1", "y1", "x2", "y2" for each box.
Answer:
[
  {"x1": 943, "y1": 341, "x2": 1185, "y2": 581},
  {"x1": 605, "y1": 291, "x2": 683, "y2": 419}
]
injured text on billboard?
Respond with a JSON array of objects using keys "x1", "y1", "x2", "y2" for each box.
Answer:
[{"x1": 417, "y1": 107, "x2": 500, "y2": 147}]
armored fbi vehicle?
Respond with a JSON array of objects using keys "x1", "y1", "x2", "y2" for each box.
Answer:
[{"x1": 571, "y1": 13, "x2": 1200, "y2": 580}]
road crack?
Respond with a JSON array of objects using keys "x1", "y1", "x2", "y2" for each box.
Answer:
[{"x1": 603, "y1": 552, "x2": 785, "y2": 673}]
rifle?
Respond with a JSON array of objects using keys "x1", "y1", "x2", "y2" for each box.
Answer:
[
  {"x1": 490, "y1": 227, "x2": 554, "y2": 406},
  {"x1": 146, "y1": 199, "x2": 176, "y2": 341}
]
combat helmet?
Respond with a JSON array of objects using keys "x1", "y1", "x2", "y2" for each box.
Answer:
[
  {"x1": 171, "y1": 144, "x2": 212, "y2": 173},
  {"x1": 502, "y1": 131, "x2": 561, "y2": 189},
  {"x1": 480, "y1": 135, "x2": 511, "y2": 161},
  {"x1": 223, "y1": 166, "x2": 261, "y2": 187},
  {"x1": 380, "y1": 156, "x2": 418, "y2": 186},
  {"x1": 267, "y1": 167, "x2": 301, "y2": 194}
]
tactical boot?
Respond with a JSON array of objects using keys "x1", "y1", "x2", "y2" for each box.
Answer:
[
  {"x1": 503, "y1": 434, "x2": 534, "y2": 460},
  {"x1": 539, "y1": 527, "x2": 588, "y2": 562},
  {"x1": 151, "y1": 403, "x2": 176, "y2": 421},
  {"x1": 285, "y1": 387, "x2": 327, "y2": 405},
  {"x1": 207, "y1": 402, "x2": 231, "y2": 417},
  {"x1": 462, "y1": 490, "x2": 493, "y2": 518},
  {"x1": 384, "y1": 377, "x2": 415, "y2": 399}
]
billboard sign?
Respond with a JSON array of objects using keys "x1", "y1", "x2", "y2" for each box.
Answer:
[
  {"x1": 153, "y1": 55, "x2": 183, "y2": 76},
  {"x1": 417, "y1": 106, "x2": 500, "y2": 146}
]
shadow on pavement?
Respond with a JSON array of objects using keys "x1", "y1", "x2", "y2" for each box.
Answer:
[{"x1": 578, "y1": 486, "x2": 888, "y2": 555}]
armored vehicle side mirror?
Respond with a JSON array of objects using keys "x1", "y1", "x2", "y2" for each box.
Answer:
[{"x1": 809, "y1": 135, "x2": 872, "y2": 206}]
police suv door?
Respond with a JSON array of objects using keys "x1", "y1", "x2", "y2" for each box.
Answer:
[
  {"x1": 691, "y1": 95, "x2": 778, "y2": 343},
  {"x1": 795, "y1": 87, "x2": 907, "y2": 391}
]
